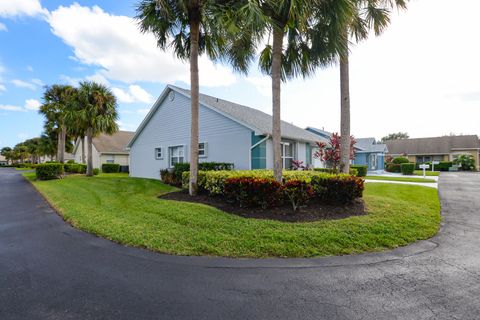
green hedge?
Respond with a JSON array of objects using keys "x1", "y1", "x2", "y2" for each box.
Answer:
[
  {"x1": 64, "y1": 163, "x2": 87, "y2": 174},
  {"x1": 182, "y1": 170, "x2": 364, "y2": 205},
  {"x1": 351, "y1": 165, "x2": 368, "y2": 177},
  {"x1": 162, "y1": 162, "x2": 235, "y2": 186},
  {"x1": 401, "y1": 163, "x2": 415, "y2": 175},
  {"x1": 415, "y1": 161, "x2": 453, "y2": 171},
  {"x1": 314, "y1": 167, "x2": 360, "y2": 176},
  {"x1": 36, "y1": 163, "x2": 64, "y2": 180},
  {"x1": 392, "y1": 157, "x2": 409, "y2": 164},
  {"x1": 101, "y1": 163, "x2": 120, "y2": 173},
  {"x1": 386, "y1": 163, "x2": 401, "y2": 173}
]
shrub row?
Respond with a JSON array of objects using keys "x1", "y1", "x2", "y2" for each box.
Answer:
[
  {"x1": 182, "y1": 170, "x2": 364, "y2": 208},
  {"x1": 350, "y1": 165, "x2": 368, "y2": 177},
  {"x1": 415, "y1": 161, "x2": 453, "y2": 171},
  {"x1": 161, "y1": 162, "x2": 235, "y2": 186},
  {"x1": 401, "y1": 163, "x2": 415, "y2": 175},
  {"x1": 36, "y1": 163, "x2": 64, "y2": 180},
  {"x1": 102, "y1": 163, "x2": 120, "y2": 173},
  {"x1": 64, "y1": 163, "x2": 87, "y2": 174}
]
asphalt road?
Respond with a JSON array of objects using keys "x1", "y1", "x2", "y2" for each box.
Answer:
[{"x1": 1, "y1": 168, "x2": 479, "y2": 320}]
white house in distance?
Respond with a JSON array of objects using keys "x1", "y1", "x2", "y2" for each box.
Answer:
[
  {"x1": 127, "y1": 85, "x2": 327, "y2": 180},
  {"x1": 73, "y1": 131, "x2": 134, "y2": 170}
]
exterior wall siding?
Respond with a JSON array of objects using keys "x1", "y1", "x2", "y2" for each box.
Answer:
[{"x1": 130, "y1": 91, "x2": 252, "y2": 179}]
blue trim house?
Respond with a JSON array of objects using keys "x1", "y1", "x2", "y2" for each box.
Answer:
[
  {"x1": 306, "y1": 127, "x2": 388, "y2": 172},
  {"x1": 127, "y1": 85, "x2": 326, "y2": 180}
]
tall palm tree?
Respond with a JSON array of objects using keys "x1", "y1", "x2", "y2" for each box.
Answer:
[
  {"x1": 136, "y1": 0, "x2": 239, "y2": 196},
  {"x1": 77, "y1": 81, "x2": 119, "y2": 176},
  {"x1": 338, "y1": 0, "x2": 407, "y2": 173},
  {"x1": 232, "y1": 0, "x2": 350, "y2": 182},
  {"x1": 40, "y1": 85, "x2": 76, "y2": 163}
]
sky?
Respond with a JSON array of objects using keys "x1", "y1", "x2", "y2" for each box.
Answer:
[{"x1": 1, "y1": 0, "x2": 479, "y2": 149}]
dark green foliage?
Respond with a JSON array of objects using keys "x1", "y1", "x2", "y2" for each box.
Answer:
[
  {"x1": 453, "y1": 154, "x2": 476, "y2": 171},
  {"x1": 64, "y1": 163, "x2": 87, "y2": 174},
  {"x1": 310, "y1": 175, "x2": 364, "y2": 204},
  {"x1": 168, "y1": 162, "x2": 235, "y2": 187},
  {"x1": 392, "y1": 157, "x2": 409, "y2": 164},
  {"x1": 160, "y1": 169, "x2": 177, "y2": 186},
  {"x1": 102, "y1": 163, "x2": 120, "y2": 173},
  {"x1": 314, "y1": 168, "x2": 335, "y2": 173},
  {"x1": 351, "y1": 165, "x2": 368, "y2": 177},
  {"x1": 93, "y1": 168, "x2": 100, "y2": 175},
  {"x1": 66, "y1": 160, "x2": 75, "y2": 164},
  {"x1": 224, "y1": 177, "x2": 284, "y2": 209},
  {"x1": 283, "y1": 180, "x2": 314, "y2": 212},
  {"x1": 36, "y1": 163, "x2": 64, "y2": 180},
  {"x1": 401, "y1": 163, "x2": 415, "y2": 175},
  {"x1": 415, "y1": 161, "x2": 453, "y2": 171},
  {"x1": 386, "y1": 163, "x2": 401, "y2": 173}
]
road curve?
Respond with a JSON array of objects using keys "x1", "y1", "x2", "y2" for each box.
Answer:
[{"x1": 1, "y1": 168, "x2": 479, "y2": 319}]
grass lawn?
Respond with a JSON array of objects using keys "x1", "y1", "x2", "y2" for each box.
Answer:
[
  {"x1": 24, "y1": 172, "x2": 441, "y2": 258},
  {"x1": 414, "y1": 170, "x2": 440, "y2": 177},
  {"x1": 15, "y1": 167, "x2": 35, "y2": 171},
  {"x1": 366, "y1": 176, "x2": 436, "y2": 183}
]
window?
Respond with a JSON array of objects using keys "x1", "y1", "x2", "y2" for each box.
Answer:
[
  {"x1": 106, "y1": 159, "x2": 114, "y2": 164},
  {"x1": 199, "y1": 142, "x2": 207, "y2": 158},
  {"x1": 281, "y1": 141, "x2": 295, "y2": 169},
  {"x1": 155, "y1": 147, "x2": 163, "y2": 160},
  {"x1": 169, "y1": 146, "x2": 185, "y2": 167}
]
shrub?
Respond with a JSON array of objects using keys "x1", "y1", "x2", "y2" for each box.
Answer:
[
  {"x1": 392, "y1": 157, "x2": 409, "y2": 164},
  {"x1": 401, "y1": 163, "x2": 415, "y2": 175},
  {"x1": 283, "y1": 180, "x2": 314, "y2": 212},
  {"x1": 386, "y1": 163, "x2": 401, "y2": 173},
  {"x1": 36, "y1": 163, "x2": 64, "y2": 180},
  {"x1": 311, "y1": 174, "x2": 364, "y2": 204},
  {"x1": 66, "y1": 160, "x2": 75, "y2": 164},
  {"x1": 160, "y1": 169, "x2": 176, "y2": 185},
  {"x1": 314, "y1": 168, "x2": 335, "y2": 174},
  {"x1": 224, "y1": 177, "x2": 283, "y2": 209},
  {"x1": 435, "y1": 161, "x2": 453, "y2": 171},
  {"x1": 75, "y1": 164, "x2": 87, "y2": 174},
  {"x1": 64, "y1": 163, "x2": 87, "y2": 174},
  {"x1": 101, "y1": 163, "x2": 120, "y2": 173},
  {"x1": 453, "y1": 154, "x2": 476, "y2": 171},
  {"x1": 351, "y1": 165, "x2": 368, "y2": 177},
  {"x1": 171, "y1": 162, "x2": 234, "y2": 187},
  {"x1": 93, "y1": 168, "x2": 100, "y2": 175},
  {"x1": 349, "y1": 168, "x2": 358, "y2": 177}
]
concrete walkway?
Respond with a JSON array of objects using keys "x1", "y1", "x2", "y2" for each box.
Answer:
[{"x1": 1, "y1": 168, "x2": 480, "y2": 319}]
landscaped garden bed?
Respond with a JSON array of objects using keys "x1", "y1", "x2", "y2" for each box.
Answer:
[{"x1": 23, "y1": 172, "x2": 441, "y2": 258}]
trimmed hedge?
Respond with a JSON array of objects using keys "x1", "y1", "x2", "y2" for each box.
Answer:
[
  {"x1": 93, "y1": 168, "x2": 100, "y2": 175},
  {"x1": 102, "y1": 163, "x2": 120, "y2": 173},
  {"x1": 224, "y1": 177, "x2": 283, "y2": 209},
  {"x1": 162, "y1": 162, "x2": 235, "y2": 186},
  {"x1": 351, "y1": 165, "x2": 368, "y2": 177},
  {"x1": 416, "y1": 161, "x2": 453, "y2": 171},
  {"x1": 401, "y1": 163, "x2": 415, "y2": 175},
  {"x1": 182, "y1": 170, "x2": 364, "y2": 205},
  {"x1": 64, "y1": 163, "x2": 87, "y2": 174},
  {"x1": 36, "y1": 163, "x2": 64, "y2": 180},
  {"x1": 386, "y1": 163, "x2": 401, "y2": 173},
  {"x1": 392, "y1": 157, "x2": 409, "y2": 164}
]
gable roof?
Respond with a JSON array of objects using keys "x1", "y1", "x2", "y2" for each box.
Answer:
[
  {"x1": 128, "y1": 85, "x2": 324, "y2": 147},
  {"x1": 305, "y1": 127, "x2": 332, "y2": 139},
  {"x1": 75, "y1": 131, "x2": 134, "y2": 154},
  {"x1": 385, "y1": 135, "x2": 480, "y2": 155},
  {"x1": 355, "y1": 138, "x2": 388, "y2": 153}
]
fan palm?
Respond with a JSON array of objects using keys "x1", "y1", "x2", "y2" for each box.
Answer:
[
  {"x1": 136, "y1": 0, "x2": 242, "y2": 195},
  {"x1": 338, "y1": 0, "x2": 407, "y2": 173},
  {"x1": 77, "y1": 81, "x2": 119, "y2": 176},
  {"x1": 40, "y1": 85, "x2": 77, "y2": 163}
]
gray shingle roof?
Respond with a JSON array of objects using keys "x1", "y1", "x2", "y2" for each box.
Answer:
[
  {"x1": 93, "y1": 131, "x2": 134, "y2": 154},
  {"x1": 171, "y1": 86, "x2": 324, "y2": 143},
  {"x1": 355, "y1": 138, "x2": 388, "y2": 153},
  {"x1": 385, "y1": 135, "x2": 480, "y2": 155}
]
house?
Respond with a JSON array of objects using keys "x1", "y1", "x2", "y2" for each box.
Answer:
[
  {"x1": 73, "y1": 131, "x2": 134, "y2": 170},
  {"x1": 306, "y1": 127, "x2": 388, "y2": 172},
  {"x1": 385, "y1": 135, "x2": 480, "y2": 170},
  {"x1": 0, "y1": 155, "x2": 7, "y2": 166},
  {"x1": 127, "y1": 85, "x2": 326, "y2": 180}
]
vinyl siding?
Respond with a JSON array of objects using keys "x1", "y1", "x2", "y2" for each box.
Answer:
[{"x1": 130, "y1": 91, "x2": 252, "y2": 179}]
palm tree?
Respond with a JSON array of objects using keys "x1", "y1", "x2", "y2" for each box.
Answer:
[
  {"x1": 77, "y1": 81, "x2": 119, "y2": 176},
  {"x1": 232, "y1": 0, "x2": 350, "y2": 182},
  {"x1": 1, "y1": 147, "x2": 12, "y2": 165},
  {"x1": 338, "y1": 0, "x2": 407, "y2": 173},
  {"x1": 40, "y1": 85, "x2": 76, "y2": 163},
  {"x1": 136, "y1": 0, "x2": 239, "y2": 196}
]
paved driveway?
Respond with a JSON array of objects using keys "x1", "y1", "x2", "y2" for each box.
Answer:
[{"x1": 1, "y1": 168, "x2": 480, "y2": 319}]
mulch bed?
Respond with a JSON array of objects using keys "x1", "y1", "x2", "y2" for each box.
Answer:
[{"x1": 159, "y1": 191, "x2": 366, "y2": 222}]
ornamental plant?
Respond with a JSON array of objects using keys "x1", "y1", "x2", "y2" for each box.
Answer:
[
  {"x1": 283, "y1": 180, "x2": 314, "y2": 212},
  {"x1": 453, "y1": 154, "x2": 476, "y2": 171},
  {"x1": 314, "y1": 133, "x2": 356, "y2": 173}
]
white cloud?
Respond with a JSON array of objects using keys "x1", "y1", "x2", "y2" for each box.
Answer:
[
  {"x1": 48, "y1": 4, "x2": 236, "y2": 87},
  {"x1": 0, "y1": 0, "x2": 47, "y2": 18},
  {"x1": 0, "y1": 84, "x2": 5, "y2": 92},
  {"x1": 0, "y1": 105, "x2": 25, "y2": 112},
  {"x1": 24, "y1": 99, "x2": 41, "y2": 111},
  {"x1": 0, "y1": 23, "x2": 7, "y2": 31},
  {"x1": 137, "y1": 108, "x2": 150, "y2": 115},
  {"x1": 30, "y1": 78, "x2": 44, "y2": 86},
  {"x1": 113, "y1": 85, "x2": 153, "y2": 104},
  {"x1": 11, "y1": 79, "x2": 36, "y2": 90},
  {"x1": 117, "y1": 121, "x2": 137, "y2": 131},
  {"x1": 26, "y1": 65, "x2": 34, "y2": 72},
  {"x1": 17, "y1": 132, "x2": 29, "y2": 140}
]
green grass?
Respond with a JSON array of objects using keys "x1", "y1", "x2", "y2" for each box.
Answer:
[
  {"x1": 15, "y1": 167, "x2": 35, "y2": 171},
  {"x1": 366, "y1": 176, "x2": 436, "y2": 183},
  {"x1": 414, "y1": 170, "x2": 441, "y2": 177},
  {"x1": 24, "y1": 172, "x2": 441, "y2": 258}
]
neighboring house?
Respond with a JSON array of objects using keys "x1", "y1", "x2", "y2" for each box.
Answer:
[
  {"x1": 0, "y1": 155, "x2": 7, "y2": 166},
  {"x1": 306, "y1": 127, "x2": 388, "y2": 172},
  {"x1": 127, "y1": 85, "x2": 326, "y2": 180},
  {"x1": 385, "y1": 135, "x2": 480, "y2": 170},
  {"x1": 73, "y1": 131, "x2": 134, "y2": 169}
]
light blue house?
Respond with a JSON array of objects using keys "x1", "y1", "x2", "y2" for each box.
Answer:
[
  {"x1": 306, "y1": 127, "x2": 388, "y2": 172},
  {"x1": 127, "y1": 85, "x2": 325, "y2": 180}
]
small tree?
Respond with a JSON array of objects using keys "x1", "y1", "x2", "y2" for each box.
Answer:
[
  {"x1": 454, "y1": 154, "x2": 476, "y2": 171},
  {"x1": 314, "y1": 133, "x2": 356, "y2": 172}
]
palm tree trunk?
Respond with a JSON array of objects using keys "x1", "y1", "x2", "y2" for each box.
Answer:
[
  {"x1": 188, "y1": 18, "x2": 200, "y2": 196},
  {"x1": 81, "y1": 137, "x2": 86, "y2": 164},
  {"x1": 271, "y1": 27, "x2": 284, "y2": 182},
  {"x1": 56, "y1": 130, "x2": 62, "y2": 163},
  {"x1": 340, "y1": 32, "x2": 351, "y2": 174},
  {"x1": 86, "y1": 128, "x2": 94, "y2": 176}
]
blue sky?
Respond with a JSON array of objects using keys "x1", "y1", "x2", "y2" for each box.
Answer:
[{"x1": 1, "y1": 0, "x2": 480, "y2": 149}]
